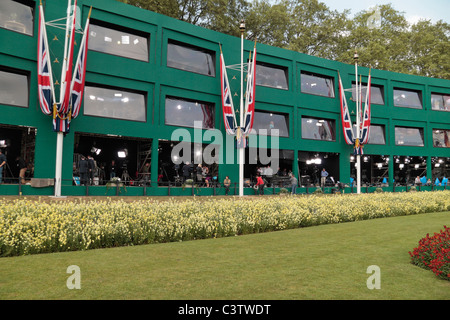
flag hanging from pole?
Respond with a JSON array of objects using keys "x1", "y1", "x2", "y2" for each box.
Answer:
[
  {"x1": 220, "y1": 49, "x2": 237, "y2": 135},
  {"x1": 37, "y1": 4, "x2": 55, "y2": 116},
  {"x1": 58, "y1": 0, "x2": 77, "y2": 116},
  {"x1": 242, "y1": 45, "x2": 256, "y2": 136},
  {"x1": 359, "y1": 71, "x2": 371, "y2": 145},
  {"x1": 70, "y1": 8, "x2": 91, "y2": 120},
  {"x1": 338, "y1": 73, "x2": 355, "y2": 145}
]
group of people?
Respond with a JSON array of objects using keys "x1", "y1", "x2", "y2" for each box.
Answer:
[
  {"x1": 0, "y1": 149, "x2": 29, "y2": 184},
  {"x1": 180, "y1": 162, "x2": 216, "y2": 187},
  {"x1": 77, "y1": 155, "x2": 98, "y2": 186}
]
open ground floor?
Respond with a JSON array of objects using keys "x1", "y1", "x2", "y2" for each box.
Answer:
[{"x1": 0, "y1": 123, "x2": 448, "y2": 196}]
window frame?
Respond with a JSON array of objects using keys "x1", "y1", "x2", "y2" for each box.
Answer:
[
  {"x1": 393, "y1": 87, "x2": 423, "y2": 109},
  {"x1": 255, "y1": 61, "x2": 289, "y2": 90},
  {"x1": 88, "y1": 19, "x2": 150, "y2": 62},
  {"x1": 83, "y1": 83, "x2": 147, "y2": 122},
  {"x1": 0, "y1": 65, "x2": 30, "y2": 108},
  {"x1": 252, "y1": 110, "x2": 290, "y2": 137},
  {"x1": 167, "y1": 39, "x2": 216, "y2": 77},
  {"x1": 301, "y1": 116, "x2": 336, "y2": 142},
  {"x1": 164, "y1": 96, "x2": 216, "y2": 129},
  {"x1": 300, "y1": 71, "x2": 335, "y2": 98},
  {"x1": 0, "y1": 0, "x2": 34, "y2": 36},
  {"x1": 394, "y1": 126, "x2": 425, "y2": 147}
]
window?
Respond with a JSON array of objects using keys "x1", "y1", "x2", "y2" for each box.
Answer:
[
  {"x1": 167, "y1": 40, "x2": 215, "y2": 76},
  {"x1": 84, "y1": 85, "x2": 146, "y2": 122},
  {"x1": 301, "y1": 117, "x2": 335, "y2": 141},
  {"x1": 301, "y1": 72, "x2": 335, "y2": 98},
  {"x1": 395, "y1": 127, "x2": 424, "y2": 146},
  {"x1": 255, "y1": 62, "x2": 288, "y2": 90},
  {"x1": 393, "y1": 88, "x2": 422, "y2": 109},
  {"x1": 367, "y1": 125, "x2": 386, "y2": 145},
  {"x1": 0, "y1": 67, "x2": 28, "y2": 107},
  {"x1": 252, "y1": 111, "x2": 289, "y2": 137},
  {"x1": 0, "y1": 0, "x2": 34, "y2": 36},
  {"x1": 431, "y1": 93, "x2": 450, "y2": 112},
  {"x1": 165, "y1": 97, "x2": 215, "y2": 129},
  {"x1": 352, "y1": 83, "x2": 384, "y2": 105},
  {"x1": 88, "y1": 21, "x2": 149, "y2": 61},
  {"x1": 432, "y1": 129, "x2": 450, "y2": 148}
]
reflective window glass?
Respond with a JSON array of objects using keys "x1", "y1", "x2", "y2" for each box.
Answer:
[
  {"x1": 165, "y1": 97, "x2": 215, "y2": 129},
  {"x1": 0, "y1": 0, "x2": 34, "y2": 36},
  {"x1": 88, "y1": 22, "x2": 149, "y2": 61},
  {"x1": 0, "y1": 68, "x2": 28, "y2": 107},
  {"x1": 301, "y1": 72, "x2": 335, "y2": 98},
  {"x1": 393, "y1": 88, "x2": 422, "y2": 109},
  {"x1": 301, "y1": 117, "x2": 335, "y2": 141},
  {"x1": 395, "y1": 127, "x2": 424, "y2": 146},
  {"x1": 167, "y1": 40, "x2": 215, "y2": 76},
  {"x1": 431, "y1": 93, "x2": 450, "y2": 112},
  {"x1": 255, "y1": 62, "x2": 288, "y2": 90},
  {"x1": 432, "y1": 129, "x2": 450, "y2": 148},
  {"x1": 252, "y1": 111, "x2": 289, "y2": 137},
  {"x1": 84, "y1": 85, "x2": 146, "y2": 122},
  {"x1": 368, "y1": 125, "x2": 385, "y2": 145},
  {"x1": 352, "y1": 83, "x2": 384, "y2": 105}
]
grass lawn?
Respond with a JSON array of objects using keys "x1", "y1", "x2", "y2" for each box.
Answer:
[{"x1": 0, "y1": 210, "x2": 449, "y2": 300}]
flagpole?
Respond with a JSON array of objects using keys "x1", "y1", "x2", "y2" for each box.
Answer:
[
  {"x1": 239, "y1": 20, "x2": 245, "y2": 197},
  {"x1": 54, "y1": 0, "x2": 75, "y2": 197},
  {"x1": 354, "y1": 50, "x2": 361, "y2": 194}
]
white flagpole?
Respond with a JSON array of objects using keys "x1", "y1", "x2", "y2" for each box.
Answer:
[
  {"x1": 239, "y1": 20, "x2": 245, "y2": 197},
  {"x1": 354, "y1": 50, "x2": 361, "y2": 194},
  {"x1": 54, "y1": 0, "x2": 75, "y2": 198}
]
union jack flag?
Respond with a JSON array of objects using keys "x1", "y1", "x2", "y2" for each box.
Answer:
[
  {"x1": 359, "y1": 72, "x2": 371, "y2": 145},
  {"x1": 338, "y1": 73, "x2": 355, "y2": 145},
  {"x1": 242, "y1": 45, "x2": 256, "y2": 136},
  {"x1": 220, "y1": 50, "x2": 237, "y2": 135},
  {"x1": 58, "y1": 0, "x2": 77, "y2": 115},
  {"x1": 37, "y1": 4, "x2": 54, "y2": 116},
  {"x1": 70, "y1": 13, "x2": 91, "y2": 119}
]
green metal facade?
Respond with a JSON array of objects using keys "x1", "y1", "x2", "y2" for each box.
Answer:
[{"x1": 0, "y1": 0, "x2": 449, "y2": 196}]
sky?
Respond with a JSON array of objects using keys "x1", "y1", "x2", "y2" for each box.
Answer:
[{"x1": 319, "y1": 0, "x2": 450, "y2": 24}]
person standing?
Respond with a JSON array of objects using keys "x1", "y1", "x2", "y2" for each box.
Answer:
[
  {"x1": 321, "y1": 168, "x2": 329, "y2": 187},
  {"x1": 87, "y1": 156, "x2": 96, "y2": 185},
  {"x1": 109, "y1": 160, "x2": 116, "y2": 180},
  {"x1": 0, "y1": 149, "x2": 6, "y2": 184},
  {"x1": 16, "y1": 156, "x2": 27, "y2": 184},
  {"x1": 223, "y1": 176, "x2": 231, "y2": 195},
  {"x1": 78, "y1": 156, "x2": 89, "y2": 186},
  {"x1": 290, "y1": 173, "x2": 298, "y2": 195},
  {"x1": 256, "y1": 174, "x2": 265, "y2": 195}
]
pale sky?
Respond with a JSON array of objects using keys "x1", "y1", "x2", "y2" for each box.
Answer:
[{"x1": 320, "y1": 0, "x2": 449, "y2": 24}]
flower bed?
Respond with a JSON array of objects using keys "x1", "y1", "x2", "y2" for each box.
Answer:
[
  {"x1": 1, "y1": 191, "x2": 450, "y2": 257},
  {"x1": 409, "y1": 225, "x2": 450, "y2": 281}
]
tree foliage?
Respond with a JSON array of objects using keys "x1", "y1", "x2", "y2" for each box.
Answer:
[{"x1": 116, "y1": 0, "x2": 450, "y2": 79}]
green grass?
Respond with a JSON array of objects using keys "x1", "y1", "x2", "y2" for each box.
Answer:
[{"x1": 0, "y1": 211, "x2": 449, "y2": 300}]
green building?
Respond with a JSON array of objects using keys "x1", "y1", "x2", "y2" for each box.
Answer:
[{"x1": 0, "y1": 0, "x2": 449, "y2": 196}]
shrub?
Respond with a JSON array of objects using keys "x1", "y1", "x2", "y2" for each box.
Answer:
[
  {"x1": 409, "y1": 226, "x2": 450, "y2": 281},
  {"x1": 313, "y1": 188, "x2": 323, "y2": 194},
  {"x1": 374, "y1": 187, "x2": 383, "y2": 193}
]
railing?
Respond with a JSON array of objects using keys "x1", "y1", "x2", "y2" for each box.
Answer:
[{"x1": 0, "y1": 176, "x2": 448, "y2": 197}]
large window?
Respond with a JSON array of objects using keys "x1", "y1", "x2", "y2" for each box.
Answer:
[
  {"x1": 431, "y1": 93, "x2": 450, "y2": 112},
  {"x1": 0, "y1": 67, "x2": 29, "y2": 107},
  {"x1": 301, "y1": 72, "x2": 335, "y2": 98},
  {"x1": 301, "y1": 117, "x2": 335, "y2": 141},
  {"x1": 84, "y1": 85, "x2": 146, "y2": 122},
  {"x1": 252, "y1": 110, "x2": 289, "y2": 137},
  {"x1": 255, "y1": 62, "x2": 288, "y2": 90},
  {"x1": 432, "y1": 129, "x2": 450, "y2": 148},
  {"x1": 167, "y1": 40, "x2": 215, "y2": 76},
  {"x1": 0, "y1": 0, "x2": 34, "y2": 36},
  {"x1": 367, "y1": 124, "x2": 386, "y2": 145},
  {"x1": 352, "y1": 82, "x2": 384, "y2": 105},
  {"x1": 395, "y1": 126, "x2": 424, "y2": 146},
  {"x1": 393, "y1": 88, "x2": 422, "y2": 109},
  {"x1": 88, "y1": 21, "x2": 149, "y2": 61},
  {"x1": 165, "y1": 96, "x2": 215, "y2": 129}
]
